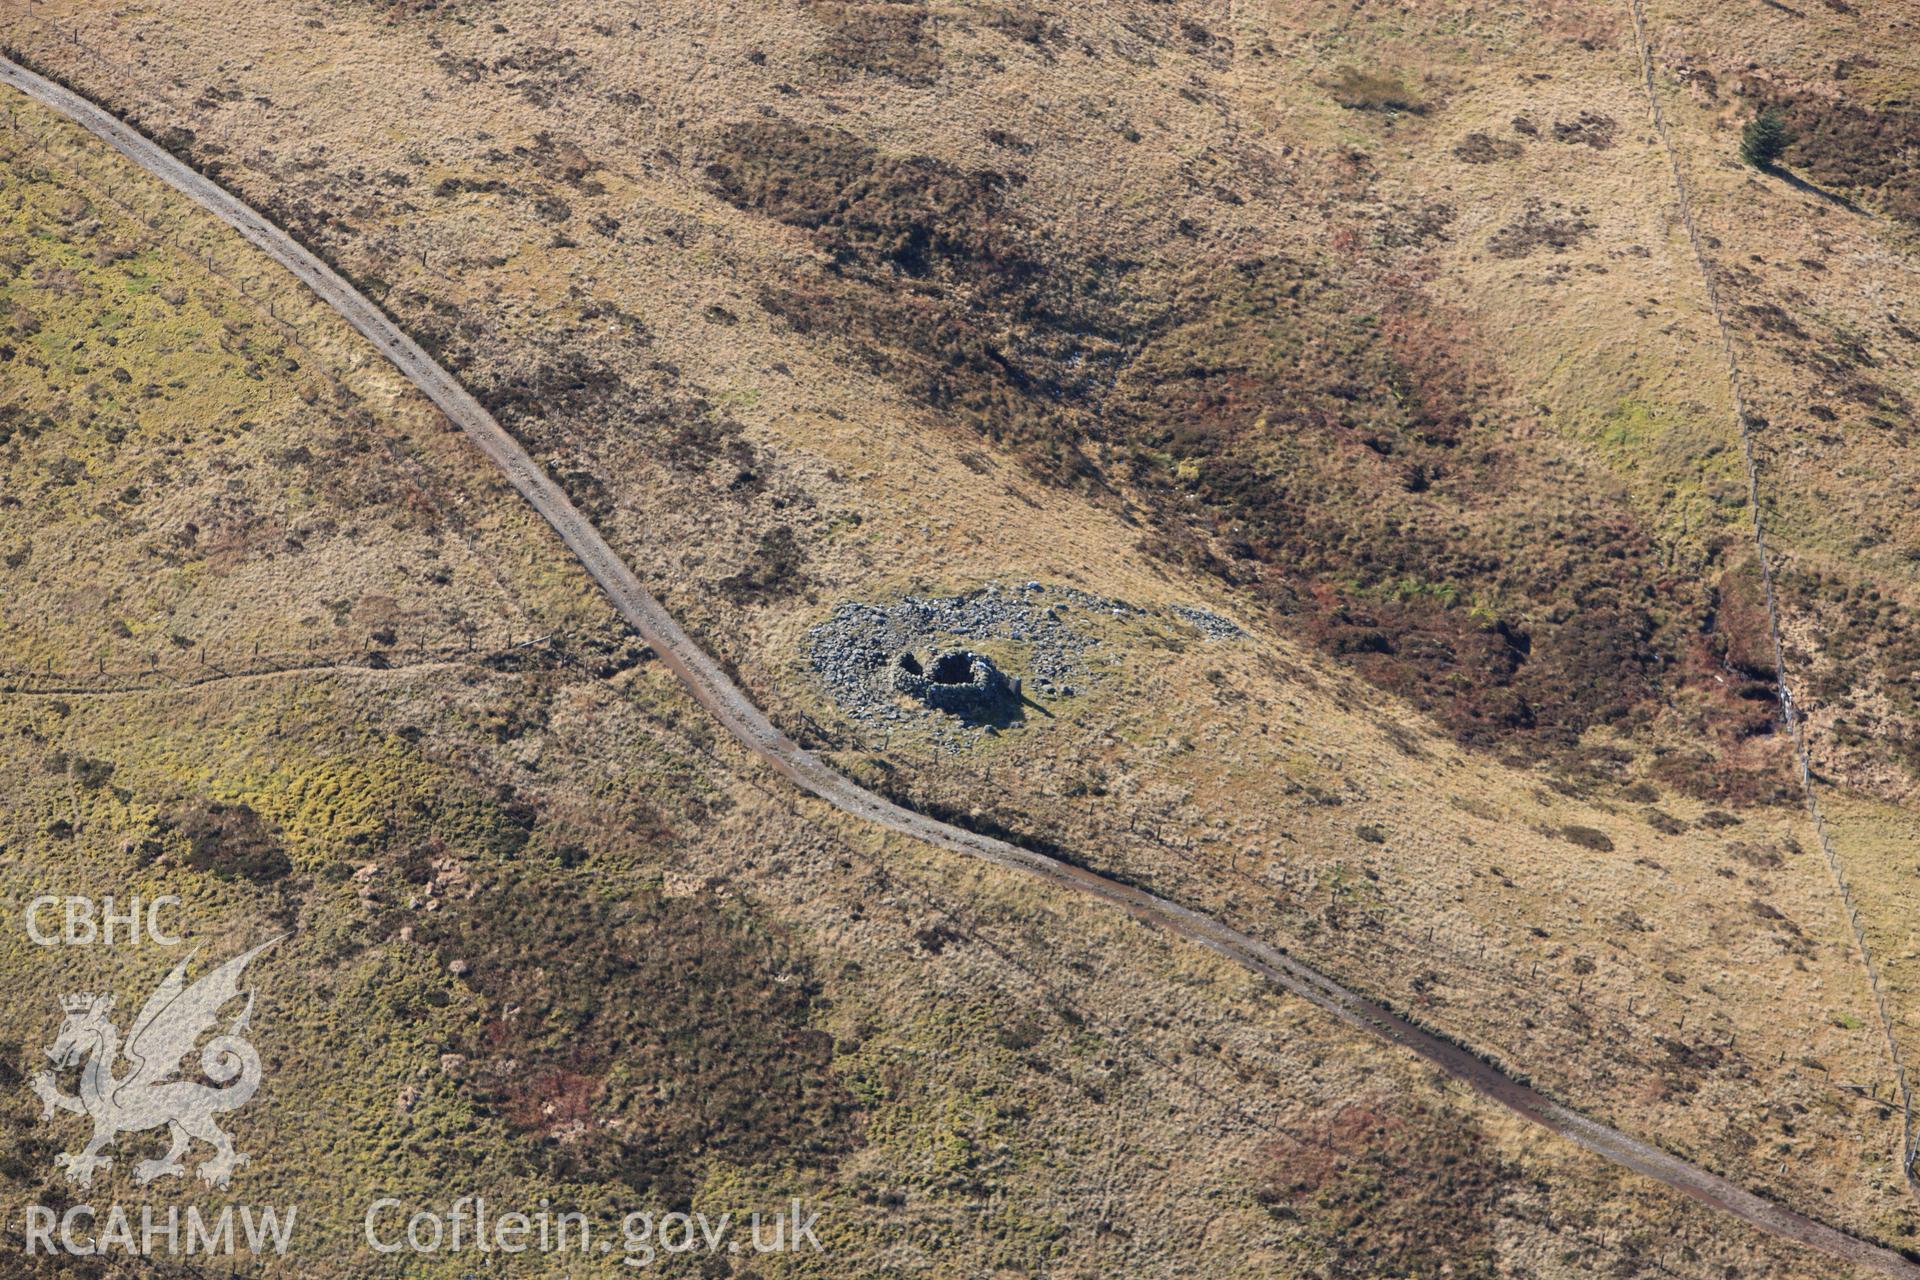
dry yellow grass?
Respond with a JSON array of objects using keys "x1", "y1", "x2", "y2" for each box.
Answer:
[{"x1": 5, "y1": 0, "x2": 1920, "y2": 1270}]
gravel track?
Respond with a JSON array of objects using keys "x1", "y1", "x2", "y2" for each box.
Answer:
[{"x1": 5, "y1": 53, "x2": 1915, "y2": 1277}]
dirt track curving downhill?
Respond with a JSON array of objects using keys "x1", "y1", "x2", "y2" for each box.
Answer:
[{"x1": 4, "y1": 53, "x2": 1915, "y2": 1279}]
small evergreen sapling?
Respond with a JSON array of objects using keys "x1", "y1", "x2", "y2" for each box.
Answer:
[{"x1": 1741, "y1": 109, "x2": 1793, "y2": 169}]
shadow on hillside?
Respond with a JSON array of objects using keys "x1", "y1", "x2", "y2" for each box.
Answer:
[{"x1": 1768, "y1": 165, "x2": 1869, "y2": 216}]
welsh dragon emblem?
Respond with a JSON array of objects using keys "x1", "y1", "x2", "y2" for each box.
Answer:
[{"x1": 30, "y1": 939, "x2": 279, "y2": 1189}]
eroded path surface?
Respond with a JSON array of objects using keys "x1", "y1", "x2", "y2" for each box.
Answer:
[{"x1": 4, "y1": 54, "x2": 1913, "y2": 1279}]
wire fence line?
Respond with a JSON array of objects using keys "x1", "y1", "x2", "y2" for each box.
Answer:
[
  {"x1": 1624, "y1": 0, "x2": 1918, "y2": 1194},
  {"x1": 0, "y1": 639, "x2": 555, "y2": 697},
  {"x1": 16, "y1": 0, "x2": 1885, "y2": 1161},
  {"x1": 828, "y1": 725, "x2": 1861, "y2": 1088},
  {"x1": 0, "y1": 0, "x2": 1872, "y2": 1094},
  {"x1": 7, "y1": 12, "x2": 1912, "y2": 1251},
  {"x1": 1, "y1": 49, "x2": 560, "y2": 661},
  {"x1": 532, "y1": 647, "x2": 1792, "y2": 1277}
]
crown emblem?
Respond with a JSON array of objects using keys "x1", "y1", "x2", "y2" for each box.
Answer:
[{"x1": 60, "y1": 993, "x2": 96, "y2": 1013}]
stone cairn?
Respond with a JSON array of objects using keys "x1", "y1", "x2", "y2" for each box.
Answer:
[{"x1": 890, "y1": 649, "x2": 1019, "y2": 716}]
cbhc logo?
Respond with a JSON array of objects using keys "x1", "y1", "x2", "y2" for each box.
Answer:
[{"x1": 25, "y1": 896, "x2": 183, "y2": 946}]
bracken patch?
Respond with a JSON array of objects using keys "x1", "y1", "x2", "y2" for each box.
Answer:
[
  {"x1": 708, "y1": 120, "x2": 1780, "y2": 796},
  {"x1": 1257, "y1": 1097, "x2": 1512, "y2": 1278},
  {"x1": 418, "y1": 867, "x2": 860, "y2": 1206},
  {"x1": 1749, "y1": 82, "x2": 1920, "y2": 225}
]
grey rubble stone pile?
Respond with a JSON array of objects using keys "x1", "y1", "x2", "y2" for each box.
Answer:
[
  {"x1": 805, "y1": 583, "x2": 1245, "y2": 732},
  {"x1": 1171, "y1": 603, "x2": 1246, "y2": 641}
]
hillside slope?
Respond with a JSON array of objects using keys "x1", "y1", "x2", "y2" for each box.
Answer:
[{"x1": 3, "y1": 0, "x2": 1919, "y2": 1273}]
